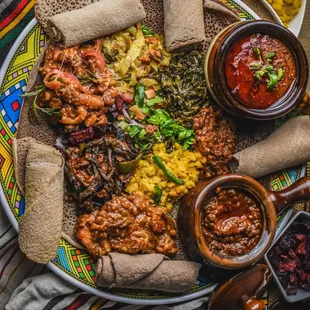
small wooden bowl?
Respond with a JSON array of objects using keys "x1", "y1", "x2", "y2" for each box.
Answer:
[
  {"x1": 204, "y1": 20, "x2": 309, "y2": 120},
  {"x1": 178, "y1": 174, "x2": 310, "y2": 269}
]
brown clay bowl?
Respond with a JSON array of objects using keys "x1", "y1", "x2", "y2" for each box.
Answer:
[
  {"x1": 178, "y1": 174, "x2": 310, "y2": 269},
  {"x1": 204, "y1": 20, "x2": 309, "y2": 120}
]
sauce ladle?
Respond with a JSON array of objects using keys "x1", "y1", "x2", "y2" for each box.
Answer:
[{"x1": 178, "y1": 174, "x2": 310, "y2": 269}]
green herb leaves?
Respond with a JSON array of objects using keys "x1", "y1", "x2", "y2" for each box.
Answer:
[
  {"x1": 251, "y1": 47, "x2": 283, "y2": 91},
  {"x1": 134, "y1": 83, "x2": 145, "y2": 107},
  {"x1": 155, "y1": 51, "x2": 209, "y2": 127}
]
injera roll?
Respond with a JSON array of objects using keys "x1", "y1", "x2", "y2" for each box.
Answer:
[
  {"x1": 231, "y1": 116, "x2": 310, "y2": 178},
  {"x1": 96, "y1": 253, "x2": 201, "y2": 292},
  {"x1": 45, "y1": 0, "x2": 146, "y2": 46},
  {"x1": 163, "y1": 0, "x2": 205, "y2": 51},
  {"x1": 18, "y1": 141, "x2": 64, "y2": 264},
  {"x1": 204, "y1": 0, "x2": 240, "y2": 21},
  {"x1": 12, "y1": 137, "x2": 38, "y2": 195}
]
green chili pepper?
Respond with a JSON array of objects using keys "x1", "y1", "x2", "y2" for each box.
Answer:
[
  {"x1": 152, "y1": 156, "x2": 184, "y2": 185},
  {"x1": 266, "y1": 51, "x2": 276, "y2": 59},
  {"x1": 267, "y1": 71, "x2": 279, "y2": 90},
  {"x1": 253, "y1": 47, "x2": 262, "y2": 62},
  {"x1": 254, "y1": 70, "x2": 266, "y2": 81},
  {"x1": 141, "y1": 24, "x2": 154, "y2": 37},
  {"x1": 250, "y1": 62, "x2": 261, "y2": 70},
  {"x1": 134, "y1": 83, "x2": 145, "y2": 108},
  {"x1": 277, "y1": 68, "x2": 284, "y2": 81},
  {"x1": 79, "y1": 143, "x2": 85, "y2": 154},
  {"x1": 153, "y1": 185, "x2": 162, "y2": 205},
  {"x1": 118, "y1": 154, "x2": 141, "y2": 174},
  {"x1": 264, "y1": 65, "x2": 275, "y2": 72}
]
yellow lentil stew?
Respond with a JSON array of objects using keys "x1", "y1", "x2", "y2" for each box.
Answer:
[
  {"x1": 126, "y1": 143, "x2": 206, "y2": 210},
  {"x1": 267, "y1": 0, "x2": 302, "y2": 26}
]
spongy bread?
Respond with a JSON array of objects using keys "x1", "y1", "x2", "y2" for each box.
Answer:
[{"x1": 18, "y1": 141, "x2": 64, "y2": 264}]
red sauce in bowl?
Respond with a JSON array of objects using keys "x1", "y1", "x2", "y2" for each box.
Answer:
[{"x1": 225, "y1": 34, "x2": 296, "y2": 109}]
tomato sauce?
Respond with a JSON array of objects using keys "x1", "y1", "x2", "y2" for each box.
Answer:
[{"x1": 225, "y1": 34, "x2": 296, "y2": 109}]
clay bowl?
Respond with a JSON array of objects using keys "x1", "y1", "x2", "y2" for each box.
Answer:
[
  {"x1": 204, "y1": 20, "x2": 309, "y2": 120},
  {"x1": 178, "y1": 174, "x2": 310, "y2": 269},
  {"x1": 208, "y1": 264, "x2": 271, "y2": 310}
]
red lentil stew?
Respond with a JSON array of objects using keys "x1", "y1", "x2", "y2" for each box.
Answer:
[{"x1": 225, "y1": 34, "x2": 296, "y2": 110}]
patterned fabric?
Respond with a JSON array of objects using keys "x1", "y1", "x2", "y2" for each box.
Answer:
[{"x1": 0, "y1": 0, "x2": 35, "y2": 66}]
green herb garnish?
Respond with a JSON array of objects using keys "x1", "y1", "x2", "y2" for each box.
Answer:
[
  {"x1": 267, "y1": 71, "x2": 279, "y2": 90},
  {"x1": 19, "y1": 85, "x2": 45, "y2": 98},
  {"x1": 253, "y1": 47, "x2": 262, "y2": 63},
  {"x1": 266, "y1": 51, "x2": 276, "y2": 60},
  {"x1": 18, "y1": 85, "x2": 58, "y2": 120},
  {"x1": 277, "y1": 68, "x2": 284, "y2": 81},
  {"x1": 141, "y1": 24, "x2": 154, "y2": 37},
  {"x1": 152, "y1": 156, "x2": 184, "y2": 185},
  {"x1": 251, "y1": 48, "x2": 283, "y2": 91}
]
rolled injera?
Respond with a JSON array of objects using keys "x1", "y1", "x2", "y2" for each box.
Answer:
[
  {"x1": 45, "y1": 0, "x2": 146, "y2": 46},
  {"x1": 231, "y1": 116, "x2": 310, "y2": 178},
  {"x1": 18, "y1": 141, "x2": 64, "y2": 264},
  {"x1": 163, "y1": 0, "x2": 205, "y2": 51},
  {"x1": 96, "y1": 253, "x2": 201, "y2": 292}
]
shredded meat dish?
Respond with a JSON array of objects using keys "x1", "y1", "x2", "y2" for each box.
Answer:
[
  {"x1": 64, "y1": 125, "x2": 139, "y2": 212},
  {"x1": 39, "y1": 40, "x2": 117, "y2": 132},
  {"x1": 75, "y1": 193, "x2": 178, "y2": 257},
  {"x1": 193, "y1": 106, "x2": 236, "y2": 177}
]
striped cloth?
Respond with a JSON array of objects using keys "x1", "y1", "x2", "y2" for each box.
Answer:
[{"x1": 0, "y1": 0, "x2": 34, "y2": 66}]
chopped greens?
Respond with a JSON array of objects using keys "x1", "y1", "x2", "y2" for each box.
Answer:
[
  {"x1": 134, "y1": 83, "x2": 145, "y2": 107},
  {"x1": 146, "y1": 95, "x2": 164, "y2": 107},
  {"x1": 116, "y1": 108, "x2": 195, "y2": 152},
  {"x1": 155, "y1": 51, "x2": 209, "y2": 128}
]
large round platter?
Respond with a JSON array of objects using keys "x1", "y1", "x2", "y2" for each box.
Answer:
[{"x1": 0, "y1": 0, "x2": 305, "y2": 305}]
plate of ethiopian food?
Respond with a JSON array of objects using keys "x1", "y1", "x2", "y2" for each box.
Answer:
[{"x1": 1, "y1": 0, "x2": 310, "y2": 307}]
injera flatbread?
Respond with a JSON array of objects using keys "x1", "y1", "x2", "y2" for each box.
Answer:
[
  {"x1": 231, "y1": 116, "x2": 310, "y2": 178},
  {"x1": 18, "y1": 141, "x2": 64, "y2": 264},
  {"x1": 17, "y1": 0, "x2": 274, "y2": 254},
  {"x1": 46, "y1": 0, "x2": 146, "y2": 46},
  {"x1": 163, "y1": 0, "x2": 205, "y2": 51},
  {"x1": 96, "y1": 253, "x2": 201, "y2": 292}
]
